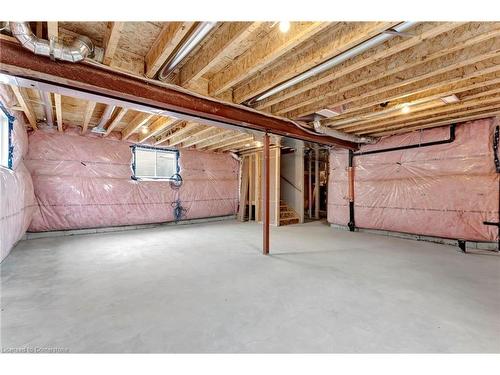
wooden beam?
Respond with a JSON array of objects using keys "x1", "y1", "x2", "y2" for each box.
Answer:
[
  {"x1": 54, "y1": 93, "x2": 63, "y2": 132},
  {"x1": 10, "y1": 85, "x2": 37, "y2": 130},
  {"x1": 364, "y1": 101, "x2": 500, "y2": 136},
  {"x1": 0, "y1": 38, "x2": 355, "y2": 149},
  {"x1": 180, "y1": 126, "x2": 218, "y2": 147},
  {"x1": 179, "y1": 22, "x2": 261, "y2": 86},
  {"x1": 145, "y1": 22, "x2": 195, "y2": 79},
  {"x1": 238, "y1": 156, "x2": 249, "y2": 221},
  {"x1": 287, "y1": 51, "x2": 500, "y2": 119},
  {"x1": 47, "y1": 22, "x2": 58, "y2": 40},
  {"x1": 339, "y1": 92, "x2": 500, "y2": 133},
  {"x1": 139, "y1": 117, "x2": 179, "y2": 143},
  {"x1": 81, "y1": 101, "x2": 96, "y2": 134},
  {"x1": 238, "y1": 21, "x2": 402, "y2": 105},
  {"x1": 373, "y1": 109, "x2": 500, "y2": 137},
  {"x1": 321, "y1": 73, "x2": 500, "y2": 127},
  {"x1": 192, "y1": 129, "x2": 234, "y2": 149},
  {"x1": 155, "y1": 122, "x2": 195, "y2": 145},
  {"x1": 208, "y1": 22, "x2": 330, "y2": 96},
  {"x1": 121, "y1": 112, "x2": 154, "y2": 140},
  {"x1": 202, "y1": 133, "x2": 249, "y2": 151},
  {"x1": 104, "y1": 107, "x2": 128, "y2": 136},
  {"x1": 212, "y1": 135, "x2": 255, "y2": 152},
  {"x1": 272, "y1": 23, "x2": 498, "y2": 114},
  {"x1": 168, "y1": 124, "x2": 204, "y2": 147},
  {"x1": 103, "y1": 22, "x2": 125, "y2": 66},
  {"x1": 253, "y1": 22, "x2": 457, "y2": 110}
]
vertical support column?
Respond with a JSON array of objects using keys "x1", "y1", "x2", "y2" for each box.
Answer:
[
  {"x1": 263, "y1": 133, "x2": 270, "y2": 255},
  {"x1": 314, "y1": 146, "x2": 320, "y2": 219},
  {"x1": 308, "y1": 150, "x2": 312, "y2": 219},
  {"x1": 348, "y1": 150, "x2": 355, "y2": 232}
]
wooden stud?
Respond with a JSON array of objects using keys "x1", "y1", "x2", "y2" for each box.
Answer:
[
  {"x1": 255, "y1": 151, "x2": 262, "y2": 222},
  {"x1": 238, "y1": 156, "x2": 249, "y2": 221},
  {"x1": 104, "y1": 107, "x2": 128, "y2": 136},
  {"x1": 10, "y1": 85, "x2": 37, "y2": 130},
  {"x1": 47, "y1": 22, "x2": 58, "y2": 40},
  {"x1": 54, "y1": 93, "x2": 63, "y2": 132},
  {"x1": 81, "y1": 101, "x2": 96, "y2": 134},
  {"x1": 103, "y1": 22, "x2": 125, "y2": 66}
]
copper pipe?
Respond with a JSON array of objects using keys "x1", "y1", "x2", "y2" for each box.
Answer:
[{"x1": 348, "y1": 166, "x2": 354, "y2": 202}]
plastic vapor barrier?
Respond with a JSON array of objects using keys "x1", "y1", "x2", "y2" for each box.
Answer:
[
  {"x1": 25, "y1": 128, "x2": 239, "y2": 231},
  {"x1": 328, "y1": 117, "x2": 499, "y2": 242},
  {"x1": 0, "y1": 114, "x2": 36, "y2": 262}
]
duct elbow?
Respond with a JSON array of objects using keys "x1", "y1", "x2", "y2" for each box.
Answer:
[
  {"x1": 9, "y1": 22, "x2": 94, "y2": 63},
  {"x1": 313, "y1": 120, "x2": 377, "y2": 145}
]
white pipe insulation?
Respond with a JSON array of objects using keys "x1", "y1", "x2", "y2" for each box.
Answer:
[{"x1": 313, "y1": 120, "x2": 376, "y2": 144}]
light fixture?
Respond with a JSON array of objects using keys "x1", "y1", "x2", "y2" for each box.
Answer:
[
  {"x1": 252, "y1": 21, "x2": 418, "y2": 103},
  {"x1": 441, "y1": 94, "x2": 460, "y2": 104},
  {"x1": 279, "y1": 21, "x2": 290, "y2": 33},
  {"x1": 401, "y1": 103, "x2": 411, "y2": 114},
  {"x1": 255, "y1": 141, "x2": 263, "y2": 147},
  {"x1": 141, "y1": 126, "x2": 149, "y2": 134},
  {"x1": 245, "y1": 143, "x2": 251, "y2": 147}
]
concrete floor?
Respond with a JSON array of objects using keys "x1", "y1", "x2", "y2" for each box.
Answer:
[{"x1": 1, "y1": 220, "x2": 499, "y2": 353}]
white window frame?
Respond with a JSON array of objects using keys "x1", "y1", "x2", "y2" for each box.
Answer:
[
  {"x1": 0, "y1": 105, "x2": 13, "y2": 170},
  {"x1": 131, "y1": 145, "x2": 179, "y2": 181}
]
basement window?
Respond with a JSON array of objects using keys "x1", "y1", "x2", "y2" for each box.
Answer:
[
  {"x1": 131, "y1": 145, "x2": 179, "y2": 181},
  {"x1": 0, "y1": 104, "x2": 13, "y2": 169}
]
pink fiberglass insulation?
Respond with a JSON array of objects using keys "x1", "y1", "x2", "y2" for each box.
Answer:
[
  {"x1": 0, "y1": 113, "x2": 36, "y2": 262},
  {"x1": 25, "y1": 128, "x2": 239, "y2": 232},
  {"x1": 328, "y1": 117, "x2": 499, "y2": 242}
]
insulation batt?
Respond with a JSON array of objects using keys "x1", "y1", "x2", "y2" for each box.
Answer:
[
  {"x1": 0, "y1": 115, "x2": 36, "y2": 262},
  {"x1": 25, "y1": 128, "x2": 239, "y2": 232},
  {"x1": 328, "y1": 117, "x2": 499, "y2": 242}
]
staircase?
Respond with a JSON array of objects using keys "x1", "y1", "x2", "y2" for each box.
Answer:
[{"x1": 279, "y1": 200, "x2": 300, "y2": 226}]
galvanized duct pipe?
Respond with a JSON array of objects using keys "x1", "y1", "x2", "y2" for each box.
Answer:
[
  {"x1": 9, "y1": 22, "x2": 94, "y2": 63},
  {"x1": 313, "y1": 120, "x2": 376, "y2": 144},
  {"x1": 40, "y1": 91, "x2": 54, "y2": 127},
  {"x1": 158, "y1": 22, "x2": 217, "y2": 81}
]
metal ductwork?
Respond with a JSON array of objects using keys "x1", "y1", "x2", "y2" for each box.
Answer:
[
  {"x1": 313, "y1": 120, "x2": 376, "y2": 144},
  {"x1": 158, "y1": 22, "x2": 217, "y2": 81},
  {"x1": 9, "y1": 22, "x2": 94, "y2": 63}
]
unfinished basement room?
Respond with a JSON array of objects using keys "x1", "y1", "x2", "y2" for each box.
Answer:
[{"x1": 1, "y1": 8, "x2": 500, "y2": 361}]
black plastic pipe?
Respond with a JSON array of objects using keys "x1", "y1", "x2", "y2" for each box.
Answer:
[{"x1": 347, "y1": 124, "x2": 456, "y2": 232}]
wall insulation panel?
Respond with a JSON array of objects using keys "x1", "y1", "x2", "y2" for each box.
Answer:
[{"x1": 328, "y1": 117, "x2": 499, "y2": 242}]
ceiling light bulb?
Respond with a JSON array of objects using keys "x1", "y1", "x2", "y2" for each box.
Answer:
[
  {"x1": 279, "y1": 21, "x2": 290, "y2": 33},
  {"x1": 255, "y1": 141, "x2": 263, "y2": 147},
  {"x1": 245, "y1": 143, "x2": 251, "y2": 147},
  {"x1": 141, "y1": 126, "x2": 149, "y2": 134},
  {"x1": 401, "y1": 103, "x2": 411, "y2": 114}
]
